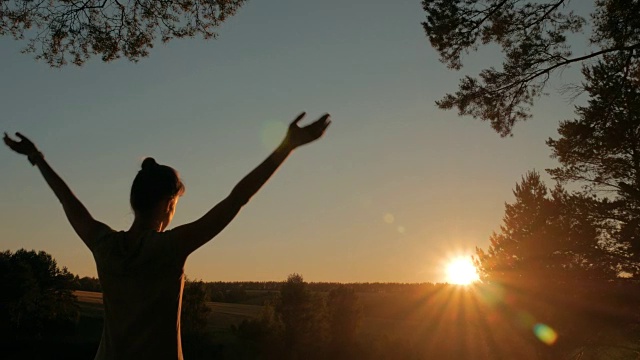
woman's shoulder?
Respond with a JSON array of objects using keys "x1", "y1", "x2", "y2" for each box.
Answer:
[{"x1": 90, "y1": 228, "x2": 124, "y2": 251}]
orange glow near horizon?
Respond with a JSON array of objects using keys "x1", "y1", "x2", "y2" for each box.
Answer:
[{"x1": 445, "y1": 257, "x2": 480, "y2": 285}]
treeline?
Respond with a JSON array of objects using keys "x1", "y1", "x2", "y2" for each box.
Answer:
[
  {"x1": 204, "y1": 280, "x2": 449, "y2": 305},
  {"x1": 187, "y1": 273, "x2": 640, "y2": 360},
  {"x1": 72, "y1": 276, "x2": 449, "y2": 304},
  {"x1": 70, "y1": 275, "x2": 101, "y2": 292},
  {"x1": 206, "y1": 281, "x2": 443, "y2": 293}
]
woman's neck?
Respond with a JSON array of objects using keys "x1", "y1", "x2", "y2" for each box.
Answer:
[{"x1": 128, "y1": 216, "x2": 164, "y2": 234}]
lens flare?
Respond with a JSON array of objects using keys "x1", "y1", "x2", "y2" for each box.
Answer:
[
  {"x1": 261, "y1": 121, "x2": 287, "y2": 149},
  {"x1": 533, "y1": 323, "x2": 558, "y2": 345},
  {"x1": 383, "y1": 213, "x2": 395, "y2": 224}
]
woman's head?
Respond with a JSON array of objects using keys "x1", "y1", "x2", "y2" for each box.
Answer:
[{"x1": 130, "y1": 157, "x2": 185, "y2": 225}]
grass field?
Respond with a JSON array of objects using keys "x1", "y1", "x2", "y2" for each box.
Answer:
[
  {"x1": 74, "y1": 289, "x2": 431, "y2": 345},
  {"x1": 74, "y1": 290, "x2": 263, "y2": 335},
  {"x1": 74, "y1": 290, "x2": 429, "y2": 334}
]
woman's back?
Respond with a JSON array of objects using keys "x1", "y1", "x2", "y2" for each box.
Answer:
[{"x1": 92, "y1": 230, "x2": 186, "y2": 360}]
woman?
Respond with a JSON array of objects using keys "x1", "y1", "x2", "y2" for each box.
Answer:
[{"x1": 3, "y1": 112, "x2": 331, "y2": 360}]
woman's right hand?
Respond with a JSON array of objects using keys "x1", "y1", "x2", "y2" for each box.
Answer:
[
  {"x1": 284, "y1": 112, "x2": 331, "y2": 149},
  {"x1": 3, "y1": 132, "x2": 40, "y2": 157}
]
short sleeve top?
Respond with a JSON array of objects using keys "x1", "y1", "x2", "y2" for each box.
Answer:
[{"x1": 89, "y1": 228, "x2": 187, "y2": 360}]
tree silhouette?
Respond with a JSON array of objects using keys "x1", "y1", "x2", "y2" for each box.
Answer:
[
  {"x1": 476, "y1": 172, "x2": 615, "y2": 286},
  {"x1": 422, "y1": 0, "x2": 640, "y2": 136},
  {"x1": 475, "y1": 172, "x2": 637, "y2": 358},
  {"x1": 1, "y1": 0, "x2": 246, "y2": 67},
  {"x1": 0, "y1": 249, "x2": 79, "y2": 341},
  {"x1": 180, "y1": 278, "x2": 211, "y2": 340},
  {"x1": 73, "y1": 275, "x2": 102, "y2": 292},
  {"x1": 234, "y1": 301, "x2": 285, "y2": 359},
  {"x1": 547, "y1": 52, "x2": 640, "y2": 274},
  {"x1": 277, "y1": 273, "x2": 327, "y2": 359}
]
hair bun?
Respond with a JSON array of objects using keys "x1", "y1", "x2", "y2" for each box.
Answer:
[{"x1": 141, "y1": 157, "x2": 158, "y2": 170}]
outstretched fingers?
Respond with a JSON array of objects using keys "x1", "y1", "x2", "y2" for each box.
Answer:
[
  {"x1": 3, "y1": 132, "x2": 16, "y2": 147},
  {"x1": 317, "y1": 113, "x2": 331, "y2": 124},
  {"x1": 308, "y1": 113, "x2": 331, "y2": 132},
  {"x1": 301, "y1": 114, "x2": 330, "y2": 142},
  {"x1": 3, "y1": 132, "x2": 37, "y2": 155},
  {"x1": 290, "y1": 112, "x2": 307, "y2": 127}
]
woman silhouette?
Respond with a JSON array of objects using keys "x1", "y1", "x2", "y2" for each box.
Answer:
[{"x1": 3, "y1": 112, "x2": 330, "y2": 360}]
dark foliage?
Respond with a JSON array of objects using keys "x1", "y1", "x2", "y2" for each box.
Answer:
[
  {"x1": 475, "y1": 172, "x2": 640, "y2": 358},
  {"x1": 234, "y1": 275, "x2": 369, "y2": 360},
  {"x1": 326, "y1": 285, "x2": 361, "y2": 350},
  {"x1": 476, "y1": 171, "x2": 617, "y2": 283},
  {"x1": 547, "y1": 51, "x2": 640, "y2": 273},
  {"x1": 0, "y1": 249, "x2": 79, "y2": 341},
  {"x1": 422, "y1": 0, "x2": 640, "y2": 136},
  {"x1": 72, "y1": 275, "x2": 102, "y2": 292},
  {"x1": 1, "y1": 0, "x2": 246, "y2": 66},
  {"x1": 276, "y1": 273, "x2": 328, "y2": 359},
  {"x1": 234, "y1": 302, "x2": 284, "y2": 358},
  {"x1": 180, "y1": 278, "x2": 212, "y2": 359},
  {"x1": 181, "y1": 279, "x2": 211, "y2": 338}
]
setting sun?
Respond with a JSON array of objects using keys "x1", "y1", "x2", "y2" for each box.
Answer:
[{"x1": 446, "y1": 257, "x2": 480, "y2": 285}]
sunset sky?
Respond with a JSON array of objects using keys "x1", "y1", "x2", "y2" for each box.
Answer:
[{"x1": 0, "y1": 0, "x2": 592, "y2": 283}]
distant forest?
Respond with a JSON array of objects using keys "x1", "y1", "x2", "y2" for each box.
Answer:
[{"x1": 71, "y1": 274, "x2": 448, "y2": 296}]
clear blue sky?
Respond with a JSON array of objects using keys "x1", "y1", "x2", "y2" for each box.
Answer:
[{"x1": 0, "y1": 0, "x2": 591, "y2": 282}]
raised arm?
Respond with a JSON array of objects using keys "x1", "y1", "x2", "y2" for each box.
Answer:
[
  {"x1": 3, "y1": 132, "x2": 110, "y2": 249},
  {"x1": 171, "y1": 112, "x2": 331, "y2": 256}
]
